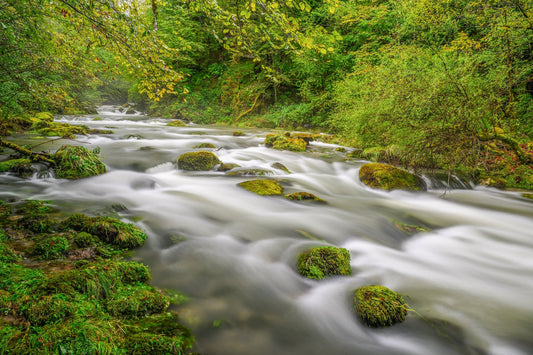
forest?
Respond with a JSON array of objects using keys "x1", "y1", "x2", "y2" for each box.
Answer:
[{"x1": 1, "y1": 0, "x2": 532, "y2": 188}]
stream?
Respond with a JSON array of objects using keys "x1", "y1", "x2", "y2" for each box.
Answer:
[{"x1": 1, "y1": 106, "x2": 533, "y2": 355}]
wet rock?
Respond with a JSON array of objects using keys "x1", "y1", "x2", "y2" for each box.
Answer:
[
  {"x1": 177, "y1": 151, "x2": 221, "y2": 171},
  {"x1": 0, "y1": 158, "x2": 35, "y2": 178},
  {"x1": 217, "y1": 163, "x2": 241, "y2": 172},
  {"x1": 226, "y1": 168, "x2": 275, "y2": 177},
  {"x1": 271, "y1": 162, "x2": 291, "y2": 173},
  {"x1": 359, "y1": 163, "x2": 426, "y2": 191},
  {"x1": 233, "y1": 130, "x2": 245, "y2": 136},
  {"x1": 297, "y1": 246, "x2": 351, "y2": 279},
  {"x1": 53, "y1": 145, "x2": 106, "y2": 179},
  {"x1": 237, "y1": 179, "x2": 283, "y2": 196},
  {"x1": 354, "y1": 285, "x2": 408, "y2": 328},
  {"x1": 284, "y1": 192, "x2": 325, "y2": 203}
]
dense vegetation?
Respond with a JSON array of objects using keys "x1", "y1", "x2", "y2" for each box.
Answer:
[{"x1": 1, "y1": 0, "x2": 532, "y2": 188}]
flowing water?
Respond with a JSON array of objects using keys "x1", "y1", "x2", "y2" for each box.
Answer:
[{"x1": 2, "y1": 106, "x2": 533, "y2": 355}]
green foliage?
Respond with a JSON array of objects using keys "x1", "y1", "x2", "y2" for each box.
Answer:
[
  {"x1": 297, "y1": 246, "x2": 352, "y2": 279},
  {"x1": 177, "y1": 151, "x2": 221, "y2": 171},
  {"x1": 106, "y1": 284, "x2": 169, "y2": 318},
  {"x1": 237, "y1": 179, "x2": 284, "y2": 196},
  {"x1": 0, "y1": 244, "x2": 21, "y2": 264},
  {"x1": 354, "y1": 285, "x2": 408, "y2": 328},
  {"x1": 53, "y1": 145, "x2": 106, "y2": 179}
]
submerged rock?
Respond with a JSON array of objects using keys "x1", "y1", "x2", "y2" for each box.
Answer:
[
  {"x1": 354, "y1": 285, "x2": 408, "y2": 328},
  {"x1": 194, "y1": 143, "x2": 216, "y2": 149},
  {"x1": 359, "y1": 163, "x2": 426, "y2": 191},
  {"x1": 284, "y1": 192, "x2": 325, "y2": 203},
  {"x1": 226, "y1": 168, "x2": 275, "y2": 176},
  {"x1": 238, "y1": 179, "x2": 283, "y2": 196},
  {"x1": 217, "y1": 163, "x2": 241, "y2": 172},
  {"x1": 177, "y1": 151, "x2": 221, "y2": 171},
  {"x1": 53, "y1": 145, "x2": 106, "y2": 179},
  {"x1": 271, "y1": 162, "x2": 291, "y2": 173},
  {"x1": 297, "y1": 246, "x2": 351, "y2": 279}
]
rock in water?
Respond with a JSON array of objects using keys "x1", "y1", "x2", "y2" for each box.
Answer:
[{"x1": 359, "y1": 163, "x2": 426, "y2": 191}]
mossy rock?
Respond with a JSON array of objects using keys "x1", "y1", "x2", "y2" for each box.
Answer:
[
  {"x1": 177, "y1": 151, "x2": 221, "y2": 171},
  {"x1": 285, "y1": 192, "x2": 325, "y2": 203},
  {"x1": 167, "y1": 120, "x2": 187, "y2": 127},
  {"x1": 233, "y1": 130, "x2": 245, "y2": 136},
  {"x1": 194, "y1": 143, "x2": 216, "y2": 149},
  {"x1": 238, "y1": 179, "x2": 283, "y2": 196},
  {"x1": 0, "y1": 200, "x2": 12, "y2": 218},
  {"x1": 73, "y1": 231, "x2": 99, "y2": 248},
  {"x1": 226, "y1": 168, "x2": 274, "y2": 176},
  {"x1": 106, "y1": 285, "x2": 169, "y2": 318},
  {"x1": 35, "y1": 122, "x2": 88, "y2": 138},
  {"x1": 0, "y1": 158, "x2": 34, "y2": 178},
  {"x1": 297, "y1": 246, "x2": 351, "y2": 279},
  {"x1": 523, "y1": 193, "x2": 533, "y2": 200},
  {"x1": 265, "y1": 133, "x2": 307, "y2": 152},
  {"x1": 63, "y1": 214, "x2": 147, "y2": 249},
  {"x1": 271, "y1": 162, "x2": 291, "y2": 173},
  {"x1": 34, "y1": 112, "x2": 54, "y2": 122},
  {"x1": 53, "y1": 145, "x2": 106, "y2": 179},
  {"x1": 354, "y1": 285, "x2": 408, "y2": 328},
  {"x1": 33, "y1": 235, "x2": 70, "y2": 260},
  {"x1": 359, "y1": 163, "x2": 426, "y2": 191},
  {"x1": 217, "y1": 163, "x2": 241, "y2": 172},
  {"x1": 124, "y1": 332, "x2": 191, "y2": 355}
]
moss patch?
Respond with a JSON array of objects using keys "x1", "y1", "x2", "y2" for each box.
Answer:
[
  {"x1": 238, "y1": 179, "x2": 283, "y2": 196},
  {"x1": 284, "y1": 192, "x2": 325, "y2": 203},
  {"x1": 265, "y1": 133, "x2": 307, "y2": 152},
  {"x1": 167, "y1": 120, "x2": 187, "y2": 127},
  {"x1": 177, "y1": 151, "x2": 221, "y2": 171},
  {"x1": 194, "y1": 143, "x2": 216, "y2": 149},
  {"x1": 297, "y1": 246, "x2": 351, "y2": 279},
  {"x1": 354, "y1": 285, "x2": 408, "y2": 328},
  {"x1": 226, "y1": 168, "x2": 274, "y2": 176},
  {"x1": 359, "y1": 163, "x2": 426, "y2": 191},
  {"x1": 53, "y1": 145, "x2": 106, "y2": 179},
  {"x1": 233, "y1": 130, "x2": 245, "y2": 136}
]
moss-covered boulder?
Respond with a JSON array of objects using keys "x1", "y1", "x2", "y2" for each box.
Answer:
[
  {"x1": 106, "y1": 285, "x2": 169, "y2": 318},
  {"x1": 265, "y1": 133, "x2": 307, "y2": 152},
  {"x1": 177, "y1": 151, "x2": 221, "y2": 171},
  {"x1": 0, "y1": 158, "x2": 34, "y2": 178},
  {"x1": 359, "y1": 163, "x2": 426, "y2": 191},
  {"x1": 33, "y1": 235, "x2": 70, "y2": 260},
  {"x1": 226, "y1": 168, "x2": 274, "y2": 176},
  {"x1": 217, "y1": 163, "x2": 241, "y2": 172},
  {"x1": 297, "y1": 246, "x2": 351, "y2": 279},
  {"x1": 285, "y1": 192, "x2": 325, "y2": 203},
  {"x1": 354, "y1": 285, "x2": 408, "y2": 328},
  {"x1": 63, "y1": 214, "x2": 147, "y2": 249},
  {"x1": 271, "y1": 162, "x2": 291, "y2": 173},
  {"x1": 53, "y1": 145, "x2": 106, "y2": 179},
  {"x1": 233, "y1": 130, "x2": 245, "y2": 136},
  {"x1": 238, "y1": 179, "x2": 283, "y2": 196},
  {"x1": 167, "y1": 120, "x2": 187, "y2": 127}
]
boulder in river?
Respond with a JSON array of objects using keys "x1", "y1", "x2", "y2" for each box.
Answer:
[
  {"x1": 297, "y1": 246, "x2": 351, "y2": 279},
  {"x1": 284, "y1": 192, "x2": 325, "y2": 203},
  {"x1": 177, "y1": 151, "x2": 221, "y2": 171},
  {"x1": 53, "y1": 145, "x2": 106, "y2": 179},
  {"x1": 167, "y1": 120, "x2": 187, "y2": 127},
  {"x1": 237, "y1": 179, "x2": 283, "y2": 196},
  {"x1": 359, "y1": 163, "x2": 426, "y2": 191},
  {"x1": 265, "y1": 133, "x2": 307, "y2": 152},
  {"x1": 194, "y1": 143, "x2": 216, "y2": 149},
  {"x1": 354, "y1": 285, "x2": 408, "y2": 328}
]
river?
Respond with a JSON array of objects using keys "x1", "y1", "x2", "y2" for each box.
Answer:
[{"x1": 1, "y1": 106, "x2": 533, "y2": 355}]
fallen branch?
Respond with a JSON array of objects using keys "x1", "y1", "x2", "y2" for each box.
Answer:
[{"x1": 0, "y1": 137, "x2": 56, "y2": 165}]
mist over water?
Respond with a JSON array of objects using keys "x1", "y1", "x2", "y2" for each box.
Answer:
[{"x1": 2, "y1": 106, "x2": 533, "y2": 355}]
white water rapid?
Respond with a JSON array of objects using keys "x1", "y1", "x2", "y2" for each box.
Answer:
[{"x1": 2, "y1": 106, "x2": 533, "y2": 355}]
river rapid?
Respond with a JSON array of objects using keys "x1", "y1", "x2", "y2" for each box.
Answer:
[{"x1": 2, "y1": 106, "x2": 533, "y2": 355}]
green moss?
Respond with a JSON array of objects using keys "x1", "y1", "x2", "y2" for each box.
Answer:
[
  {"x1": 177, "y1": 151, "x2": 221, "y2": 171},
  {"x1": 297, "y1": 246, "x2": 352, "y2": 279},
  {"x1": 393, "y1": 220, "x2": 431, "y2": 235},
  {"x1": 265, "y1": 133, "x2": 307, "y2": 152},
  {"x1": 284, "y1": 192, "x2": 325, "y2": 203},
  {"x1": 238, "y1": 179, "x2": 283, "y2": 196},
  {"x1": 23, "y1": 294, "x2": 74, "y2": 326},
  {"x1": 18, "y1": 200, "x2": 52, "y2": 216},
  {"x1": 124, "y1": 332, "x2": 192, "y2": 355},
  {"x1": 167, "y1": 120, "x2": 187, "y2": 127},
  {"x1": 523, "y1": 193, "x2": 533, "y2": 200},
  {"x1": 34, "y1": 121, "x2": 88, "y2": 139},
  {"x1": 53, "y1": 145, "x2": 106, "y2": 179},
  {"x1": 354, "y1": 285, "x2": 408, "y2": 328},
  {"x1": 194, "y1": 142, "x2": 216, "y2": 149},
  {"x1": 33, "y1": 235, "x2": 69, "y2": 260},
  {"x1": 73, "y1": 231, "x2": 99, "y2": 248},
  {"x1": 359, "y1": 163, "x2": 426, "y2": 191},
  {"x1": 226, "y1": 168, "x2": 274, "y2": 176},
  {"x1": 271, "y1": 162, "x2": 291, "y2": 173},
  {"x1": 0, "y1": 159, "x2": 33, "y2": 178},
  {"x1": 106, "y1": 284, "x2": 169, "y2": 318},
  {"x1": 0, "y1": 201, "x2": 12, "y2": 218},
  {"x1": 233, "y1": 130, "x2": 245, "y2": 136},
  {"x1": 217, "y1": 163, "x2": 241, "y2": 172},
  {"x1": 64, "y1": 214, "x2": 147, "y2": 249},
  {"x1": 0, "y1": 244, "x2": 21, "y2": 263}
]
